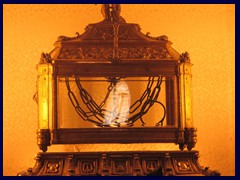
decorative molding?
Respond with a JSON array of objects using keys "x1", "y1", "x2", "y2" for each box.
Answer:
[
  {"x1": 58, "y1": 47, "x2": 173, "y2": 60},
  {"x1": 59, "y1": 47, "x2": 112, "y2": 59},
  {"x1": 43, "y1": 159, "x2": 63, "y2": 176},
  {"x1": 144, "y1": 160, "x2": 160, "y2": 173},
  {"x1": 163, "y1": 153, "x2": 175, "y2": 176},
  {"x1": 133, "y1": 154, "x2": 143, "y2": 176},
  {"x1": 94, "y1": 26, "x2": 130, "y2": 40},
  {"x1": 99, "y1": 154, "x2": 110, "y2": 176},
  {"x1": 79, "y1": 159, "x2": 98, "y2": 175},
  {"x1": 173, "y1": 158, "x2": 194, "y2": 175},
  {"x1": 67, "y1": 155, "x2": 75, "y2": 176},
  {"x1": 18, "y1": 151, "x2": 220, "y2": 176},
  {"x1": 118, "y1": 47, "x2": 172, "y2": 59},
  {"x1": 111, "y1": 158, "x2": 131, "y2": 175},
  {"x1": 95, "y1": 27, "x2": 114, "y2": 40},
  {"x1": 46, "y1": 162, "x2": 60, "y2": 173}
]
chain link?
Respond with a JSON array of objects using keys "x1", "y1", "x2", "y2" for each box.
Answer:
[
  {"x1": 128, "y1": 76, "x2": 166, "y2": 126},
  {"x1": 99, "y1": 82, "x2": 113, "y2": 108},
  {"x1": 65, "y1": 77, "x2": 102, "y2": 126},
  {"x1": 129, "y1": 77, "x2": 154, "y2": 113}
]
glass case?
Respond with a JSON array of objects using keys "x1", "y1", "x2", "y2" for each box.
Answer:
[
  {"x1": 35, "y1": 5, "x2": 196, "y2": 153},
  {"x1": 58, "y1": 76, "x2": 169, "y2": 128}
]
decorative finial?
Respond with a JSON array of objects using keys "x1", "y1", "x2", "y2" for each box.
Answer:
[
  {"x1": 180, "y1": 51, "x2": 190, "y2": 63},
  {"x1": 39, "y1": 52, "x2": 52, "y2": 64},
  {"x1": 98, "y1": 4, "x2": 125, "y2": 22}
]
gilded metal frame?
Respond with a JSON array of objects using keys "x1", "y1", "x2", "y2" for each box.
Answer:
[{"x1": 36, "y1": 57, "x2": 195, "y2": 152}]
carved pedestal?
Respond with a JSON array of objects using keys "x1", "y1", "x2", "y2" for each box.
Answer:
[{"x1": 18, "y1": 151, "x2": 220, "y2": 176}]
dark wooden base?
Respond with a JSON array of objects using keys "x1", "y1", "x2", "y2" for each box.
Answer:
[{"x1": 18, "y1": 150, "x2": 220, "y2": 176}]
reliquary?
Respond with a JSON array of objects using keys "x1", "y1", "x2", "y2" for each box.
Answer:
[{"x1": 18, "y1": 4, "x2": 220, "y2": 176}]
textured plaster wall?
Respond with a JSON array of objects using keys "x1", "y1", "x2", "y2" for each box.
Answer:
[{"x1": 3, "y1": 4, "x2": 235, "y2": 176}]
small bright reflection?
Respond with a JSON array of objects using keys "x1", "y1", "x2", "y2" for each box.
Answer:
[
  {"x1": 42, "y1": 99, "x2": 48, "y2": 128},
  {"x1": 103, "y1": 81, "x2": 130, "y2": 126}
]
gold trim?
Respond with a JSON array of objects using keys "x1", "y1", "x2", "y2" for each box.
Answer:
[
  {"x1": 37, "y1": 64, "x2": 53, "y2": 129},
  {"x1": 179, "y1": 62, "x2": 193, "y2": 128}
]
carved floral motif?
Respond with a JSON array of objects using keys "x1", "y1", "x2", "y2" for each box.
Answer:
[
  {"x1": 59, "y1": 47, "x2": 113, "y2": 59},
  {"x1": 142, "y1": 158, "x2": 161, "y2": 175},
  {"x1": 95, "y1": 27, "x2": 129, "y2": 40},
  {"x1": 112, "y1": 159, "x2": 130, "y2": 174},
  {"x1": 47, "y1": 162, "x2": 59, "y2": 173},
  {"x1": 118, "y1": 47, "x2": 172, "y2": 59},
  {"x1": 58, "y1": 47, "x2": 173, "y2": 60},
  {"x1": 174, "y1": 159, "x2": 192, "y2": 173},
  {"x1": 81, "y1": 161, "x2": 95, "y2": 173}
]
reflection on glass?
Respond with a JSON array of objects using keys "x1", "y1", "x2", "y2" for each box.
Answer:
[
  {"x1": 103, "y1": 80, "x2": 130, "y2": 127},
  {"x1": 58, "y1": 77, "x2": 168, "y2": 128}
]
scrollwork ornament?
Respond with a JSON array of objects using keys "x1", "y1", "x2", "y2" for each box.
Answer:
[
  {"x1": 17, "y1": 154, "x2": 43, "y2": 176},
  {"x1": 146, "y1": 32, "x2": 168, "y2": 41},
  {"x1": 33, "y1": 90, "x2": 38, "y2": 104}
]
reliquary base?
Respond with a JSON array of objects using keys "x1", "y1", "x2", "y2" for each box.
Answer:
[{"x1": 18, "y1": 151, "x2": 220, "y2": 176}]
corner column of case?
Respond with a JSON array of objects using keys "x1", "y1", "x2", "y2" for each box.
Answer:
[
  {"x1": 36, "y1": 63, "x2": 53, "y2": 152},
  {"x1": 178, "y1": 58, "x2": 196, "y2": 150}
]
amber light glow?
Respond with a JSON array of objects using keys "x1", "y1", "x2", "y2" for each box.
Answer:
[{"x1": 3, "y1": 4, "x2": 235, "y2": 176}]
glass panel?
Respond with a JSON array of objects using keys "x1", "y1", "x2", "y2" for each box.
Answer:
[{"x1": 57, "y1": 76, "x2": 174, "y2": 128}]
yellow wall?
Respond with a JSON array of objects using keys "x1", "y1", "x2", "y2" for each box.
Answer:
[{"x1": 3, "y1": 4, "x2": 235, "y2": 176}]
